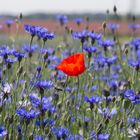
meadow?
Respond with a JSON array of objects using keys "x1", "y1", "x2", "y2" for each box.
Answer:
[{"x1": 0, "y1": 12, "x2": 140, "y2": 140}]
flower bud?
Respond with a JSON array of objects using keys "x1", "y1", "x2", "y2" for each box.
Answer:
[
  {"x1": 90, "y1": 103, "x2": 94, "y2": 110},
  {"x1": 7, "y1": 63, "x2": 12, "y2": 69},
  {"x1": 53, "y1": 93, "x2": 59, "y2": 102},
  {"x1": 43, "y1": 52, "x2": 48, "y2": 60},
  {"x1": 28, "y1": 52, "x2": 32, "y2": 58},
  {"x1": 103, "y1": 89, "x2": 110, "y2": 97}
]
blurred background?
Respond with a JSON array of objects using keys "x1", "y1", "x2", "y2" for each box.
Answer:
[
  {"x1": 0, "y1": 0, "x2": 139, "y2": 15},
  {"x1": 0, "y1": 0, "x2": 140, "y2": 36}
]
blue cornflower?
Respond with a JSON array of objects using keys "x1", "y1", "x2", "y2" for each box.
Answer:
[
  {"x1": 52, "y1": 126, "x2": 68, "y2": 139},
  {"x1": 17, "y1": 125, "x2": 22, "y2": 133},
  {"x1": 90, "y1": 130, "x2": 96, "y2": 139},
  {"x1": 127, "y1": 116, "x2": 137, "y2": 127},
  {"x1": 34, "y1": 135, "x2": 44, "y2": 140},
  {"x1": 110, "y1": 73, "x2": 120, "y2": 80},
  {"x1": 72, "y1": 30, "x2": 90, "y2": 45},
  {"x1": 128, "y1": 59, "x2": 140, "y2": 71},
  {"x1": 107, "y1": 23, "x2": 120, "y2": 31},
  {"x1": 29, "y1": 95, "x2": 40, "y2": 108},
  {"x1": 106, "y1": 96, "x2": 113, "y2": 102},
  {"x1": 36, "y1": 66, "x2": 42, "y2": 74},
  {"x1": 83, "y1": 46, "x2": 97, "y2": 53},
  {"x1": 98, "y1": 108, "x2": 117, "y2": 119},
  {"x1": 25, "y1": 24, "x2": 41, "y2": 37},
  {"x1": 108, "y1": 79, "x2": 119, "y2": 91},
  {"x1": 90, "y1": 85, "x2": 97, "y2": 92},
  {"x1": 89, "y1": 32, "x2": 102, "y2": 40},
  {"x1": 5, "y1": 58, "x2": 17, "y2": 64},
  {"x1": 24, "y1": 24, "x2": 37, "y2": 36},
  {"x1": 85, "y1": 95, "x2": 101, "y2": 104},
  {"x1": 72, "y1": 30, "x2": 89, "y2": 40},
  {"x1": 85, "y1": 95, "x2": 101, "y2": 109},
  {"x1": 130, "y1": 38, "x2": 140, "y2": 50},
  {"x1": 99, "y1": 74, "x2": 109, "y2": 81},
  {"x1": 47, "y1": 55, "x2": 58, "y2": 62},
  {"x1": 13, "y1": 51, "x2": 25, "y2": 62},
  {"x1": 66, "y1": 134, "x2": 83, "y2": 140},
  {"x1": 24, "y1": 25, "x2": 55, "y2": 41},
  {"x1": 5, "y1": 20, "x2": 13, "y2": 25},
  {"x1": 37, "y1": 28, "x2": 55, "y2": 41},
  {"x1": 39, "y1": 48, "x2": 48, "y2": 55},
  {"x1": 5, "y1": 20, "x2": 13, "y2": 27},
  {"x1": 47, "y1": 48, "x2": 55, "y2": 55},
  {"x1": 56, "y1": 71, "x2": 66, "y2": 80},
  {"x1": 26, "y1": 109, "x2": 40, "y2": 120},
  {"x1": 84, "y1": 116, "x2": 91, "y2": 123},
  {"x1": 56, "y1": 15, "x2": 68, "y2": 25},
  {"x1": 21, "y1": 44, "x2": 39, "y2": 54},
  {"x1": 133, "y1": 94, "x2": 140, "y2": 104},
  {"x1": 0, "y1": 126, "x2": 7, "y2": 138},
  {"x1": 73, "y1": 18, "x2": 83, "y2": 25},
  {"x1": 124, "y1": 90, "x2": 136, "y2": 101},
  {"x1": 62, "y1": 49, "x2": 71, "y2": 58},
  {"x1": 16, "y1": 108, "x2": 40, "y2": 120},
  {"x1": 128, "y1": 24, "x2": 140, "y2": 31},
  {"x1": 42, "y1": 96, "x2": 55, "y2": 112},
  {"x1": 43, "y1": 119, "x2": 55, "y2": 127},
  {"x1": 13, "y1": 51, "x2": 25, "y2": 58},
  {"x1": 47, "y1": 56, "x2": 61, "y2": 70},
  {"x1": 0, "y1": 46, "x2": 15, "y2": 57},
  {"x1": 43, "y1": 32, "x2": 55, "y2": 41},
  {"x1": 93, "y1": 54, "x2": 106, "y2": 69},
  {"x1": 111, "y1": 65, "x2": 122, "y2": 74},
  {"x1": 98, "y1": 133, "x2": 109, "y2": 140},
  {"x1": 65, "y1": 86, "x2": 72, "y2": 93},
  {"x1": 35, "y1": 26, "x2": 46, "y2": 38},
  {"x1": 35, "y1": 79, "x2": 53, "y2": 89},
  {"x1": 94, "y1": 55, "x2": 118, "y2": 70},
  {"x1": 71, "y1": 117, "x2": 75, "y2": 124},
  {"x1": 98, "y1": 39, "x2": 115, "y2": 49},
  {"x1": 136, "y1": 50, "x2": 140, "y2": 61},
  {"x1": 30, "y1": 95, "x2": 55, "y2": 112},
  {"x1": 106, "y1": 56, "x2": 118, "y2": 66},
  {"x1": 16, "y1": 108, "x2": 26, "y2": 118}
]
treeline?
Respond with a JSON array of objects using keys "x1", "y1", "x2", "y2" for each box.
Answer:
[{"x1": 0, "y1": 13, "x2": 139, "y2": 21}]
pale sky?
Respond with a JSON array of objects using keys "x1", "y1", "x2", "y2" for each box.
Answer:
[{"x1": 0, "y1": 0, "x2": 139, "y2": 15}]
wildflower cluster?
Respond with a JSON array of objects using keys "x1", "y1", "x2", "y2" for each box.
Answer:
[{"x1": 0, "y1": 12, "x2": 140, "y2": 140}]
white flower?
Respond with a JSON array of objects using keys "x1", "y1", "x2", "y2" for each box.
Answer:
[{"x1": 2, "y1": 83, "x2": 12, "y2": 94}]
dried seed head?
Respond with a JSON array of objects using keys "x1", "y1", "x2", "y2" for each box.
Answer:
[
  {"x1": 19, "y1": 13, "x2": 23, "y2": 20},
  {"x1": 132, "y1": 15, "x2": 136, "y2": 22},
  {"x1": 102, "y1": 22, "x2": 106, "y2": 30},
  {"x1": 106, "y1": 9, "x2": 110, "y2": 14},
  {"x1": 113, "y1": 5, "x2": 117, "y2": 14}
]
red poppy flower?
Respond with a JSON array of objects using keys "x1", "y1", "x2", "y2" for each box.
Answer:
[{"x1": 56, "y1": 53, "x2": 85, "y2": 76}]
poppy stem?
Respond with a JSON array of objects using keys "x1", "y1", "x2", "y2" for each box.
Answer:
[
  {"x1": 62, "y1": 76, "x2": 68, "y2": 104},
  {"x1": 75, "y1": 76, "x2": 79, "y2": 122}
]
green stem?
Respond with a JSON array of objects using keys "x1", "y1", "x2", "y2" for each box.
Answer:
[{"x1": 74, "y1": 76, "x2": 79, "y2": 122}]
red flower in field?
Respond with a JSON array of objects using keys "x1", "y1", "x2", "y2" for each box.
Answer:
[{"x1": 56, "y1": 53, "x2": 85, "y2": 76}]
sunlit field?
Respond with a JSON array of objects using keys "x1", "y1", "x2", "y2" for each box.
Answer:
[{"x1": 0, "y1": 10, "x2": 140, "y2": 140}]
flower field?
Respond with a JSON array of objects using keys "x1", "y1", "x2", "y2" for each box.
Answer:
[{"x1": 0, "y1": 13, "x2": 140, "y2": 140}]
